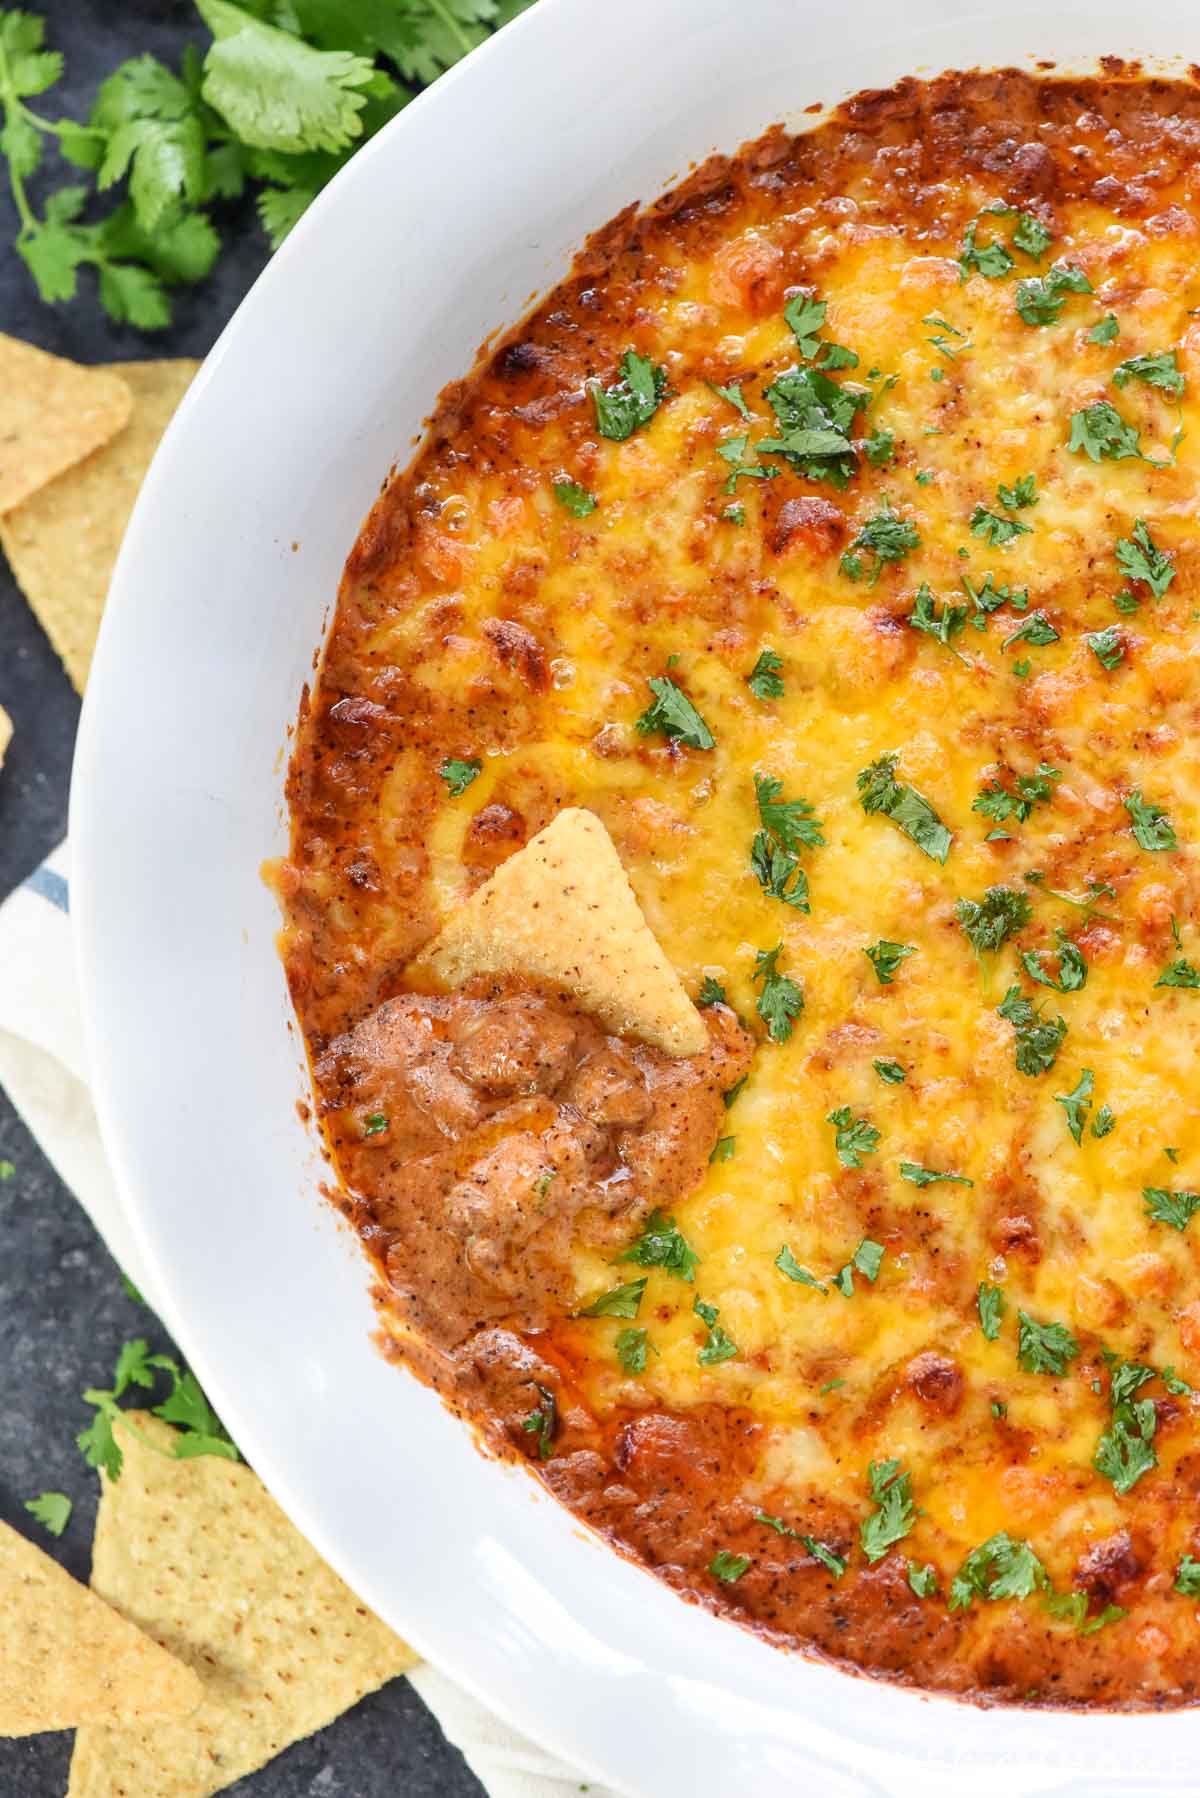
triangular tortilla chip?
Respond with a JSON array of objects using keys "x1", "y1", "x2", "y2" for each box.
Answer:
[
  {"x1": 0, "y1": 1517, "x2": 202, "y2": 1735},
  {"x1": 413, "y1": 807, "x2": 707, "y2": 1055},
  {"x1": 0, "y1": 359, "x2": 199, "y2": 693},
  {"x1": 67, "y1": 1413, "x2": 417, "y2": 1798},
  {"x1": 0, "y1": 335, "x2": 132, "y2": 513}
]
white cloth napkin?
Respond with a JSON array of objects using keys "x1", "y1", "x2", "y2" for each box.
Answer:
[{"x1": 0, "y1": 839, "x2": 618, "y2": 1798}]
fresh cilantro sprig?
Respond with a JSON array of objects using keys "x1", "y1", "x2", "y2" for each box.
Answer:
[
  {"x1": 860, "y1": 1458, "x2": 914, "y2": 1562},
  {"x1": 77, "y1": 1337, "x2": 239, "y2": 1481},
  {"x1": 857, "y1": 753, "x2": 951, "y2": 864}
]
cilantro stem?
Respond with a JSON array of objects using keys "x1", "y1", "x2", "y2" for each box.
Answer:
[{"x1": 424, "y1": 0, "x2": 475, "y2": 58}]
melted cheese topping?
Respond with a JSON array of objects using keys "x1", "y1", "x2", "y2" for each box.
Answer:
[{"x1": 284, "y1": 72, "x2": 1200, "y2": 1698}]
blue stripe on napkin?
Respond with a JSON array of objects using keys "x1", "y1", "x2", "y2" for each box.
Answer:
[{"x1": 23, "y1": 864, "x2": 70, "y2": 913}]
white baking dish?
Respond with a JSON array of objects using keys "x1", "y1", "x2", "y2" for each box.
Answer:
[{"x1": 72, "y1": 1, "x2": 1200, "y2": 1791}]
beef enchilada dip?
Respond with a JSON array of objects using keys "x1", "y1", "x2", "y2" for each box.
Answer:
[{"x1": 276, "y1": 68, "x2": 1200, "y2": 1706}]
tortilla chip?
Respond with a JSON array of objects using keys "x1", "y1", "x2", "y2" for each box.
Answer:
[
  {"x1": 0, "y1": 359, "x2": 199, "y2": 693},
  {"x1": 414, "y1": 807, "x2": 707, "y2": 1055},
  {"x1": 0, "y1": 335, "x2": 132, "y2": 514},
  {"x1": 0, "y1": 1517, "x2": 202, "y2": 1736},
  {"x1": 0, "y1": 705, "x2": 10, "y2": 767},
  {"x1": 67, "y1": 1414, "x2": 417, "y2": 1798}
]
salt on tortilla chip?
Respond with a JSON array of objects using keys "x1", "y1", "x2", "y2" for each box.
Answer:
[
  {"x1": 0, "y1": 1517, "x2": 202, "y2": 1736},
  {"x1": 67, "y1": 1413, "x2": 417, "y2": 1798},
  {"x1": 0, "y1": 335, "x2": 132, "y2": 514},
  {"x1": 413, "y1": 807, "x2": 707, "y2": 1055},
  {"x1": 0, "y1": 359, "x2": 199, "y2": 693}
]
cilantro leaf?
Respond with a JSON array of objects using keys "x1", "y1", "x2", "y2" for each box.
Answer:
[
  {"x1": 752, "y1": 943, "x2": 803, "y2": 1043},
  {"x1": 1002, "y1": 609, "x2": 1058, "y2": 649},
  {"x1": 958, "y1": 217, "x2": 1014, "y2": 280},
  {"x1": 978, "y1": 1281, "x2": 1006, "y2": 1340},
  {"x1": 694, "y1": 1295, "x2": 738, "y2": 1365},
  {"x1": 1175, "y1": 1556, "x2": 1200, "y2": 1596},
  {"x1": 873, "y1": 1057, "x2": 906, "y2": 1083},
  {"x1": 716, "y1": 430, "x2": 774, "y2": 491},
  {"x1": 856, "y1": 753, "x2": 951, "y2": 864},
  {"x1": 899, "y1": 1161, "x2": 972, "y2": 1188},
  {"x1": 621, "y1": 1210, "x2": 699, "y2": 1281},
  {"x1": 1017, "y1": 1310, "x2": 1078, "y2": 1376},
  {"x1": 997, "y1": 986, "x2": 1068, "y2": 1077},
  {"x1": 1089, "y1": 314, "x2": 1119, "y2": 344},
  {"x1": 578, "y1": 1278, "x2": 646, "y2": 1319},
  {"x1": 1094, "y1": 1368, "x2": 1157, "y2": 1495},
  {"x1": 1115, "y1": 519, "x2": 1174, "y2": 599},
  {"x1": 1113, "y1": 349, "x2": 1184, "y2": 399},
  {"x1": 908, "y1": 1560, "x2": 939, "y2": 1598},
  {"x1": 971, "y1": 505, "x2": 1032, "y2": 548},
  {"x1": 1143, "y1": 1187, "x2": 1200, "y2": 1231},
  {"x1": 775, "y1": 1244, "x2": 827, "y2": 1292},
  {"x1": 709, "y1": 1549, "x2": 750, "y2": 1582},
  {"x1": 521, "y1": 1382, "x2": 556, "y2": 1459},
  {"x1": 1016, "y1": 262, "x2": 1092, "y2": 325},
  {"x1": 863, "y1": 426, "x2": 895, "y2": 466},
  {"x1": 1086, "y1": 625, "x2": 1124, "y2": 670},
  {"x1": 750, "y1": 833, "x2": 809, "y2": 911},
  {"x1": 950, "y1": 1533, "x2": 1047, "y2": 1608},
  {"x1": 552, "y1": 478, "x2": 597, "y2": 517},
  {"x1": 997, "y1": 473, "x2": 1038, "y2": 511},
  {"x1": 955, "y1": 885, "x2": 1031, "y2": 955},
  {"x1": 827, "y1": 1106, "x2": 880, "y2": 1169},
  {"x1": 593, "y1": 348, "x2": 668, "y2": 441},
  {"x1": 973, "y1": 765, "x2": 1060, "y2": 826},
  {"x1": 784, "y1": 291, "x2": 827, "y2": 355},
  {"x1": 615, "y1": 1327, "x2": 651, "y2": 1374},
  {"x1": 635, "y1": 675, "x2": 714, "y2": 750},
  {"x1": 438, "y1": 756, "x2": 481, "y2": 797},
  {"x1": 758, "y1": 364, "x2": 863, "y2": 487},
  {"x1": 696, "y1": 977, "x2": 726, "y2": 1011},
  {"x1": 754, "y1": 773, "x2": 824, "y2": 852},
  {"x1": 1022, "y1": 929, "x2": 1087, "y2": 994},
  {"x1": 196, "y1": 0, "x2": 376, "y2": 154},
  {"x1": 746, "y1": 648, "x2": 784, "y2": 700},
  {"x1": 1068, "y1": 400, "x2": 1147, "y2": 463},
  {"x1": 1054, "y1": 1068, "x2": 1094, "y2": 1144},
  {"x1": 1011, "y1": 212, "x2": 1052, "y2": 258},
  {"x1": 864, "y1": 939, "x2": 916, "y2": 985},
  {"x1": 840, "y1": 499, "x2": 920, "y2": 586},
  {"x1": 1125, "y1": 788, "x2": 1176, "y2": 853},
  {"x1": 1156, "y1": 914, "x2": 1200, "y2": 989},
  {"x1": 860, "y1": 1458, "x2": 915, "y2": 1562},
  {"x1": 24, "y1": 1490, "x2": 71, "y2": 1537},
  {"x1": 908, "y1": 583, "x2": 968, "y2": 660}
]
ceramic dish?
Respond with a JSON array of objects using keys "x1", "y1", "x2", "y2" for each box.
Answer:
[{"x1": 72, "y1": 0, "x2": 1200, "y2": 1790}]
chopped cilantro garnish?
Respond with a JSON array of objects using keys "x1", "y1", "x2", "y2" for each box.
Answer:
[
  {"x1": 752, "y1": 943, "x2": 803, "y2": 1043},
  {"x1": 775, "y1": 1244, "x2": 827, "y2": 1292},
  {"x1": 863, "y1": 426, "x2": 895, "y2": 466},
  {"x1": 1054, "y1": 1068, "x2": 1095, "y2": 1143},
  {"x1": 438, "y1": 757, "x2": 481, "y2": 797},
  {"x1": 621, "y1": 1210, "x2": 698, "y2": 1281},
  {"x1": 971, "y1": 504, "x2": 1032, "y2": 547},
  {"x1": 24, "y1": 1491, "x2": 71, "y2": 1537},
  {"x1": 978, "y1": 1282, "x2": 1006, "y2": 1340},
  {"x1": 997, "y1": 986, "x2": 1067, "y2": 1076},
  {"x1": 1016, "y1": 262, "x2": 1092, "y2": 326},
  {"x1": 908, "y1": 1560, "x2": 939, "y2": 1598},
  {"x1": 1125, "y1": 788, "x2": 1177, "y2": 852},
  {"x1": 635, "y1": 675, "x2": 715, "y2": 750},
  {"x1": 1155, "y1": 914, "x2": 1200, "y2": 988},
  {"x1": 955, "y1": 885, "x2": 1031, "y2": 955},
  {"x1": 1175, "y1": 1556, "x2": 1200, "y2": 1596},
  {"x1": 552, "y1": 478, "x2": 597, "y2": 517},
  {"x1": 1022, "y1": 929, "x2": 1087, "y2": 994},
  {"x1": 78, "y1": 1338, "x2": 238, "y2": 1482},
  {"x1": 708, "y1": 378, "x2": 752, "y2": 419},
  {"x1": 1113, "y1": 349, "x2": 1184, "y2": 399},
  {"x1": 1089, "y1": 314, "x2": 1120, "y2": 344},
  {"x1": 908, "y1": 583, "x2": 968, "y2": 660},
  {"x1": 1016, "y1": 1310, "x2": 1079, "y2": 1376},
  {"x1": 696, "y1": 976, "x2": 726, "y2": 1009},
  {"x1": 840, "y1": 499, "x2": 920, "y2": 586},
  {"x1": 758, "y1": 363, "x2": 864, "y2": 487},
  {"x1": 1115, "y1": 519, "x2": 1174, "y2": 599},
  {"x1": 615, "y1": 1327, "x2": 652, "y2": 1375},
  {"x1": 899, "y1": 1161, "x2": 972, "y2": 1188},
  {"x1": 755, "y1": 774, "x2": 824, "y2": 851},
  {"x1": 873, "y1": 1057, "x2": 906, "y2": 1084},
  {"x1": 709, "y1": 1136, "x2": 735, "y2": 1164},
  {"x1": 972, "y1": 765, "x2": 1059, "y2": 826},
  {"x1": 860, "y1": 1458, "x2": 915, "y2": 1562},
  {"x1": 746, "y1": 647, "x2": 784, "y2": 700},
  {"x1": 1068, "y1": 400, "x2": 1150, "y2": 464},
  {"x1": 362, "y1": 1112, "x2": 388, "y2": 1136},
  {"x1": 783, "y1": 291, "x2": 827, "y2": 356},
  {"x1": 710, "y1": 1549, "x2": 750, "y2": 1583},
  {"x1": 1086, "y1": 625, "x2": 1124, "y2": 670},
  {"x1": 950, "y1": 1533, "x2": 1047, "y2": 1608},
  {"x1": 593, "y1": 350, "x2": 668, "y2": 441},
  {"x1": 1143, "y1": 1187, "x2": 1200, "y2": 1231},
  {"x1": 958, "y1": 216, "x2": 1015, "y2": 280},
  {"x1": 578, "y1": 1277, "x2": 646, "y2": 1319},
  {"x1": 857, "y1": 753, "x2": 951, "y2": 864},
  {"x1": 694, "y1": 1295, "x2": 738, "y2": 1365},
  {"x1": 1002, "y1": 610, "x2": 1058, "y2": 649},
  {"x1": 827, "y1": 1107, "x2": 880, "y2": 1169},
  {"x1": 1094, "y1": 1360, "x2": 1157, "y2": 1494},
  {"x1": 716, "y1": 430, "x2": 775, "y2": 492},
  {"x1": 864, "y1": 939, "x2": 917, "y2": 985},
  {"x1": 997, "y1": 473, "x2": 1038, "y2": 511},
  {"x1": 521, "y1": 1384, "x2": 557, "y2": 1460}
]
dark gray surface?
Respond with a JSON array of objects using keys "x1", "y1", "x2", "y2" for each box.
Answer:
[{"x1": 0, "y1": 5, "x2": 482, "y2": 1794}]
